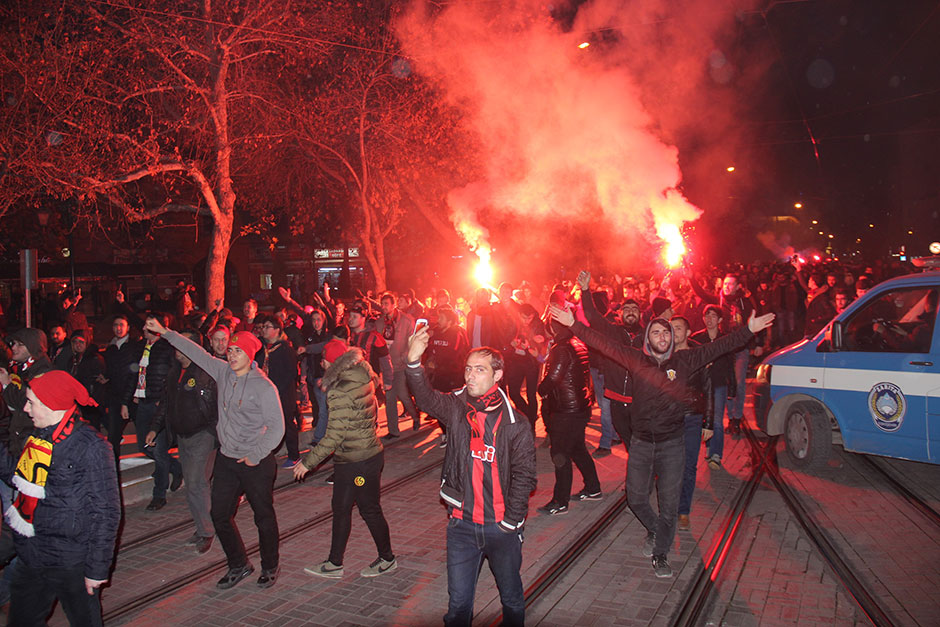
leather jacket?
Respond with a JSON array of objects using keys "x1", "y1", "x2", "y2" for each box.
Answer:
[{"x1": 538, "y1": 336, "x2": 592, "y2": 416}]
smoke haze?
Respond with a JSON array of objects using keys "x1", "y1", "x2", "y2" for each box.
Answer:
[{"x1": 395, "y1": 0, "x2": 761, "y2": 281}]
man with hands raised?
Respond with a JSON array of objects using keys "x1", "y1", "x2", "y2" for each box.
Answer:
[
  {"x1": 143, "y1": 316, "x2": 284, "y2": 590},
  {"x1": 405, "y1": 325, "x2": 536, "y2": 627},
  {"x1": 548, "y1": 272, "x2": 774, "y2": 579}
]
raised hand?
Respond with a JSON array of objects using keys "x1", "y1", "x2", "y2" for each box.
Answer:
[
  {"x1": 548, "y1": 304, "x2": 575, "y2": 327},
  {"x1": 407, "y1": 325, "x2": 430, "y2": 363},
  {"x1": 576, "y1": 270, "x2": 591, "y2": 292},
  {"x1": 747, "y1": 311, "x2": 776, "y2": 334}
]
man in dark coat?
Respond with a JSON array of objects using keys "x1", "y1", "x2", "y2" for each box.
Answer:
[
  {"x1": 100, "y1": 314, "x2": 140, "y2": 473},
  {"x1": 1, "y1": 328, "x2": 55, "y2": 457},
  {"x1": 0, "y1": 370, "x2": 120, "y2": 626},
  {"x1": 255, "y1": 314, "x2": 300, "y2": 466}
]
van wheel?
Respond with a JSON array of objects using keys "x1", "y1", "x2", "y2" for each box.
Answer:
[{"x1": 784, "y1": 402, "x2": 832, "y2": 471}]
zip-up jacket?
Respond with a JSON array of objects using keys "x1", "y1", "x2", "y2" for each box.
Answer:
[
  {"x1": 537, "y1": 336, "x2": 592, "y2": 416},
  {"x1": 152, "y1": 361, "x2": 218, "y2": 438},
  {"x1": 570, "y1": 320, "x2": 753, "y2": 443},
  {"x1": 405, "y1": 362, "x2": 536, "y2": 530},
  {"x1": 581, "y1": 290, "x2": 644, "y2": 402}
]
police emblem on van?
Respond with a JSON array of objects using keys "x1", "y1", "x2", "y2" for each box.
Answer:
[{"x1": 867, "y1": 382, "x2": 906, "y2": 432}]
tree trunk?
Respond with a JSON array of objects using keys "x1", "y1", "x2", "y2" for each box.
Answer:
[{"x1": 205, "y1": 215, "x2": 232, "y2": 310}]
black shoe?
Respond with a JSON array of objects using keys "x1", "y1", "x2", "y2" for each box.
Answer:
[
  {"x1": 146, "y1": 497, "x2": 167, "y2": 511},
  {"x1": 257, "y1": 566, "x2": 279, "y2": 588},
  {"x1": 170, "y1": 472, "x2": 183, "y2": 492},
  {"x1": 217, "y1": 564, "x2": 254, "y2": 589},
  {"x1": 592, "y1": 447, "x2": 612, "y2": 459},
  {"x1": 652, "y1": 554, "x2": 673, "y2": 578},
  {"x1": 572, "y1": 489, "x2": 603, "y2": 501},
  {"x1": 325, "y1": 473, "x2": 334, "y2": 485},
  {"x1": 195, "y1": 536, "x2": 213, "y2": 554},
  {"x1": 382, "y1": 433, "x2": 400, "y2": 442},
  {"x1": 537, "y1": 501, "x2": 568, "y2": 516}
]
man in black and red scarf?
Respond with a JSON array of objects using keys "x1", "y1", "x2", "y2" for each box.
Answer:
[
  {"x1": 406, "y1": 329, "x2": 536, "y2": 627},
  {"x1": 0, "y1": 370, "x2": 120, "y2": 626}
]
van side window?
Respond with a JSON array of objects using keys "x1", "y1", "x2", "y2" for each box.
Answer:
[{"x1": 843, "y1": 287, "x2": 937, "y2": 353}]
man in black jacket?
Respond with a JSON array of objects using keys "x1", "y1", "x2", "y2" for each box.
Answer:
[
  {"x1": 100, "y1": 314, "x2": 140, "y2": 473},
  {"x1": 1, "y1": 328, "x2": 55, "y2": 457},
  {"x1": 147, "y1": 329, "x2": 218, "y2": 553},
  {"x1": 256, "y1": 315, "x2": 300, "y2": 466},
  {"x1": 122, "y1": 313, "x2": 182, "y2": 511},
  {"x1": 536, "y1": 320, "x2": 600, "y2": 516},
  {"x1": 406, "y1": 330, "x2": 536, "y2": 627},
  {"x1": 549, "y1": 289, "x2": 773, "y2": 579}
]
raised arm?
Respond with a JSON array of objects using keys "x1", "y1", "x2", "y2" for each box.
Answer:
[
  {"x1": 404, "y1": 327, "x2": 462, "y2": 426},
  {"x1": 548, "y1": 304, "x2": 644, "y2": 373},
  {"x1": 146, "y1": 318, "x2": 228, "y2": 381},
  {"x1": 577, "y1": 271, "x2": 622, "y2": 339}
]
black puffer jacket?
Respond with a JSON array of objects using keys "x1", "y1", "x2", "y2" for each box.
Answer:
[
  {"x1": 0, "y1": 415, "x2": 120, "y2": 580},
  {"x1": 123, "y1": 338, "x2": 174, "y2": 404},
  {"x1": 538, "y1": 336, "x2": 592, "y2": 416},
  {"x1": 152, "y1": 361, "x2": 218, "y2": 438},
  {"x1": 571, "y1": 321, "x2": 753, "y2": 443}
]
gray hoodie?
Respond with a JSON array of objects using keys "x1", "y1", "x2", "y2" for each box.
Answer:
[{"x1": 163, "y1": 330, "x2": 284, "y2": 465}]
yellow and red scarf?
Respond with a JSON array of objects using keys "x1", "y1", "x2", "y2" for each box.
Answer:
[{"x1": 5, "y1": 409, "x2": 76, "y2": 537}]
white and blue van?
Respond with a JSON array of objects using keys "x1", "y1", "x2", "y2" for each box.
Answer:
[{"x1": 753, "y1": 271, "x2": 940, "y2": 470}]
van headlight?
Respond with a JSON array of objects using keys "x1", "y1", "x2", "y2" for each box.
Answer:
[{"x1": 756, "y1": 363, "x2": 772, "y2": 384}]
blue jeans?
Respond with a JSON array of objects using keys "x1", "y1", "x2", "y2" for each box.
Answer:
[
  {"x1": 445, "y1": 517, "x2": 525, "y2": 627},
  {"x1": 626, "y1": 435, "x2": 684, "y2": 557},
  {"x1": 312, "y1": 385, "x2": 329, "y2": 442},
  {"x1": 706, "y1": 386, "x2": 728, "y2": 460},
  {"x1": 730, "y1": 350, "x2": 748, "y2": 420},
  {"x1": 134, "y1": 399, "x2": 182, "y2": 500},
  {"x1": 590, "y1": 368, "x2": 614, "y2": 448},
  {"x1": 679, "y1": 414, "x2": 703, "y2": 516}
]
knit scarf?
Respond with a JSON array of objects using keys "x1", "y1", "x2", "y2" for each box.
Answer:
[
  {"x1": 465, "y1": 385, "x2": 504, "y2": 460},
  {"x1": 5, "y1": 408, "x2": 76, "y2": 537}
]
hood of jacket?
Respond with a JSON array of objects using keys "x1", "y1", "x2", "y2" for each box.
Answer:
[
  {"x1": 643, "y1": 317, "x2": 674, "y2": 364},
  {"x1": 321, "y1": 346, "x2": 377, "y2": 390}
]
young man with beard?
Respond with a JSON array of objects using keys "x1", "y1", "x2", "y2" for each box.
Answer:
[
  {"x1": 100, "y1": 314, "x2": 139, "y2": 473},
  {"x1": 577, "y1": 272, "x2": 644, "y2": 453},
  {"x1": 549, "y1": 284, "x2": 773, "y2": 578},
  {"x1": 255, "y1": 315, "x2": 301, "y2": 467},
  {"x1": 345, "y1": 304, "x2": 394, "y2": 438},
  {"x1": 144, "y1": 317, "x2": 284, "y2": 589},
  {"x1": 406, "y1": 329, "x2": 536, "y2": 627},
  {"x1": 294, "y1": 339, "x2": 396, "y2": 579},
  {"x1": 425, "y1": 306, "x2": 470, "y2": 448},
  {"x1": 48, "y1": 324, "x2": 72, "y2": 370}
]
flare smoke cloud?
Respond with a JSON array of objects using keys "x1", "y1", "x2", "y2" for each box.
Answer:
[{"x1": 396, "y1": 0, "x2": 757, "y2": 277}]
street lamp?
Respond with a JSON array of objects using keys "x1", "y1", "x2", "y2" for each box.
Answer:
[{"x1": 794, "y1": 202, "x2": 803, "y2": 209}]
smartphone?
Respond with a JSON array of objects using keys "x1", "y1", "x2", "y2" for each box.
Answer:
[{"x1": 414, "y1": 318, "x2": 429, "y2": 334}]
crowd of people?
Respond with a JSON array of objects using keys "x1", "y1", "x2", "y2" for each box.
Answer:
[{"x1": 0, "y1": 254, "x2": 905, "y2": 624}]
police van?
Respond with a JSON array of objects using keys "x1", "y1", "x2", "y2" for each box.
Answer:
[{"x1": 753, "y1": 270, "x2": 940, "y2": 470}]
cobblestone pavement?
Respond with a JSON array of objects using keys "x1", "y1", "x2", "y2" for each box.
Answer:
[{"x1": 22, "y1": 400, "x2": 940, "y2": 626}]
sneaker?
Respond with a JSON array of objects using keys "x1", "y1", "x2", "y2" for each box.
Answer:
[
  {"x1": 439, "y1": 434, "x2": 448, "y2": 449},
  {"x1": 325, "y1": 474, "x2": 334, "y2": 485},
  {"x1": 194, "y1": 536, "x2": 213, "y2": 554},
  {"x1": 677, "y1": 514, "x2": 690, "y2": 531},
  {"x1": 592, "y1": 447, "x2": 612, "y2": 459},
  {"x1": 642, "y1": 531, "x2": 656, "y2": 557},
  {"x1": 652, "y1": 554, "x2": 673, "y2": 578},
  {"x1": 184, "y1": 532, "x2": 202, "y2": 545},
  {"x1": 360, "y1": 557, "x2": 398, "y2": 578},
  {"x1": 537, "y1": 501, "x2": 568, "y2": 516},
  {"x1": 572, "y1": 489, "x2": 603, "y2": 501},
  {"x1": 707, "y1": 454, "x2": 721, "y2": 470},
  {"x1": 146, "y1": 497, "x2": 167, "y2": 511},
  {"x1": 216, "y1": 564, "x2": 254, "y2": 589},
  {"x1": 257, "y1": 566, "x2": 279, "y2": 588},
  {"x1": 281, "y1": 458, "x2": 299, "y2": 469},
  {"x1": 304, "y1": 560, "x2": 344, "y2": 579}
]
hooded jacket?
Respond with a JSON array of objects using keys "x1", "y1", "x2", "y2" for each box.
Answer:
[
  {"x1": 570, "y1": 319, "x2": 753, "y2": 443},
  {"x1": 301, "y1": 347, "x2": 383, "y2": 469},
  {"x1": 405, "y1": 361, "x2": 536, "y2": 530}
]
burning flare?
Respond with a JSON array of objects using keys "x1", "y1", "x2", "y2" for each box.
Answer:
[
  {"x1": 657, "y1": 222, "x2": 686, "y2": 268},
  {"x1": 474, "y1": 247, "x2": 493, "y2": 287}
]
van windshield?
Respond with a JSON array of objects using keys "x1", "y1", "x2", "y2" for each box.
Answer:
[{"x1": 843, "y1": 287, "x2": 937, "y2": 353}]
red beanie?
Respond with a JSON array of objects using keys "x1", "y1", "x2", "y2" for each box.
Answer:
[
  {"x1": 29, "y1": 371, "x2": 98, "y2": 410},
  {"x1": 322, "y1": 339, "x2": 348, "y2": 364},
  {"x1": 229, "y1": 332, "x2": 262, "y2": 360}
]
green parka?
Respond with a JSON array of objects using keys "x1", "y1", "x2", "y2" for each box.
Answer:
[{"x1": 301, "y1": 347, "x2": 383, "y2": 469}]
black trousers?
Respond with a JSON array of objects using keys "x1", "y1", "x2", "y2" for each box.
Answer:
[
  {"x1": 282, "y1": 401, "x2": 302, "y2": 461},
  {"x1": 329, "y1": 451, "x2": 394, "y2": 566},
  {"x1": 505, "y1": 357, "x2": 540, "y2": 427},
  {"x1": 610, "y1": 400, "x2": 632, "y2": 452},
  {"x1": 10, "y1": 563, "x2": 102, "y2": 627},
  {"x1": 211, "y1": 453, "x2": 279, "y2": 570},
  {"x1": 546, "y1": 412, "x2": 600, "y2": 506}
]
